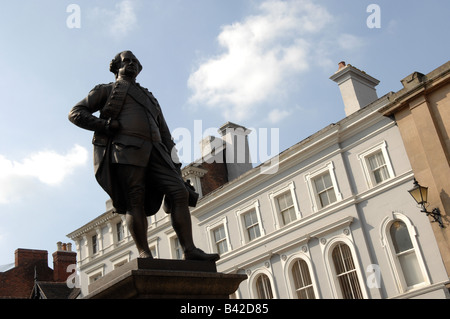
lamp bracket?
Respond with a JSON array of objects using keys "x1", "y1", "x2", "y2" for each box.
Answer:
[{"x1": 421, "y1": 207, "x2": 445, "y2": 228}]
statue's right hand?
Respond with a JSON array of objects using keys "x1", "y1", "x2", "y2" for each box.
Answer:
[
  {"x1": 109, "y1": 119, "x2": 121, "y2": 132},
  {"x1": 104, "y1": 118, "x2": 121, "y2": 136}
]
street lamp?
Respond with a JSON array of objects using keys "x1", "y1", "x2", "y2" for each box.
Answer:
[{"x1": 408, "y1": 179, "x2": 444, "y2": 228}]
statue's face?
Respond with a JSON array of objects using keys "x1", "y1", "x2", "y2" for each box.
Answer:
[{"x1": 117, "y1": 51, "x2": 140, "y2": 79}]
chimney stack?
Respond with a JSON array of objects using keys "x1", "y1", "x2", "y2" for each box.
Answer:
[
  {"x1": 330, "y1": 61, "x2": 380, "y2": 116},
  {"x1": 195, "y1": 122, "x2": 254, "y2": 196},
  {"x1": 15, "y1": 249, "x2": 48, "y2": 267},
  {"x1": 200, "y1": 135, "x2": 224, "y2": 161},
  {"x1": 218, "y1": 122, "x2": 253, "y2": 181},
  {"x1": 52, "y1": 242, "x2": 77, "y2": 282}
]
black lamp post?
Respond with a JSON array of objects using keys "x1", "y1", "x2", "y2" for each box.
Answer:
[{"x1": 408, "y1": 179, "x2": 444, "y2": 228}]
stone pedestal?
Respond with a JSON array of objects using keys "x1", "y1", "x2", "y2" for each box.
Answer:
[{"x1": 84, "y1": 258, "x2": 247, "y2": 299}]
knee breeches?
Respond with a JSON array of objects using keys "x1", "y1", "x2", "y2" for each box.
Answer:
[{"x1": 113, "y1": 147, "x2": 188, "y2": 211}]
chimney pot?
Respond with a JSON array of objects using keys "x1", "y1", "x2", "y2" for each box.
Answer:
[{"x1": 338, "y1": 61, "x2": 346, "y2": 70}]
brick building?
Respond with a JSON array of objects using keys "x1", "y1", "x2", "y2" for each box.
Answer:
[{"x1": 0, "y1": 242, "x2": 79, "y2": 299}]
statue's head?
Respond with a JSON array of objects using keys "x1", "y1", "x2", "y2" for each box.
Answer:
[{"x1": 109, "y1": 50, "x2": 143, "y2": 79}]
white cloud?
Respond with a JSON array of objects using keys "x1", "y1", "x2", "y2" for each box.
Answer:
[
  {"x1": 337, "y1": 33, "x2": 366, "y2": 51},
  {"x1": 90, "y1": 0, "x2": 138, "y2": 38},
  {"x1": 267, "y1": 108, "x2": 291, "y2": 124},
  {"x1": 187, "y1": 0, "x2": 364, "y2": 123},
  {"x1": 0, "y1": 145, "x2": 88, "y2": 204}
]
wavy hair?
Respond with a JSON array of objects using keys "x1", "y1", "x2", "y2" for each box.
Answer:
[{"x1": 109, "y1": 51, "x2": 143, "y2": 78}]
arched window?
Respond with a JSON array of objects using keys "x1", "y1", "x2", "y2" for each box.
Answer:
[
  {"x1": 291, "y1": 259, "x2": 315, "y2": 299},
  {"x1": 380, "y1": 213, "x2": 430, "y2": 293},
  {"x1": 389, "y1": 220, "x2": 425, "y2": 287},
  {"x1": 255, "y1": 274, "x2": 273, "y2": 299},
  {"x1": 331, "y1": 243, "x2": 363, "y2": 299}
]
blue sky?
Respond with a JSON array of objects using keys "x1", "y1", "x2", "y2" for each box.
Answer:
[{"x1": 0, "y1": 0, "x2": 449, "y2": 267}]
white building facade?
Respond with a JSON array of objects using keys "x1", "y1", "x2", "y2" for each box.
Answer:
[{"x1": 67, "y1": 64, "x2": 449, "y2": 299}]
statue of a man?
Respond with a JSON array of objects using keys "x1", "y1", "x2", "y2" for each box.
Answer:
[{"x1": 69, "y1": 50, "x2": 219, "y2": 262}]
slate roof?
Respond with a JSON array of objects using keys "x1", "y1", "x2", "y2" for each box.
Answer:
[{"x1": 31, "y1": 281, "x2": 80, "y2": 299}]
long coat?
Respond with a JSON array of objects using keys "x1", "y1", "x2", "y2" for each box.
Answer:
[{"x1": 68, "y1": 80, "x2": 179, "y2": 216}]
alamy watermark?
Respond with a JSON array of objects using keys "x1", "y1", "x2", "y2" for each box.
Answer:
[
  {"x1": 66, "y1": 264, "x2": 80, "y2": 289},
  {"x1": 67, "y1": 4, "x2": 382, "y2": 30},
  {"x1": 171, "y1": 120, "x2": 280, "y2": 175},
  {"x1": 367, "y1": 4, "x2": 381, "y2": 29},
  {"x1": 366, "y1": 264, "x2": 381, "y2": 289},
  {"x1": 63, "y1": 2, "x2": 382, "y2": 169},
  {"x1": 66, "y1": 4, "x2": 81, "y2": 29}
]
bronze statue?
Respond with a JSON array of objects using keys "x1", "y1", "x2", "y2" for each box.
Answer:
[{"x1": 69, "y1": 51, "x2": 219, "y2": 262}]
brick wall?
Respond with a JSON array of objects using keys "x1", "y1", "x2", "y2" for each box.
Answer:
[
  {"x1": 199, "y1": 161, "x2": 228, "y2": 196},
  {"x1": 0, "y1": 249, "x2": 53, "y2": 298},
  {"x1": 52, "y1": 250, "x2": 77, "y2": 282},
  {"x1": 0, "y1": 245, "x2": 77, "y2": 298}
]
